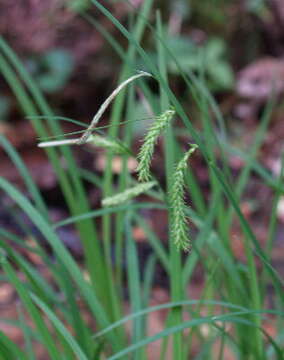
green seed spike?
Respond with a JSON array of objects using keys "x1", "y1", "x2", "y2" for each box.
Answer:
[
  {"x1": 169, "y1": 144, "x2": 198, "y2": 252},
  {"x1": 89, "y1": 134, "x2": 128, "y2": 154},
  {"x1": 102, "y1": 181, "x2": 157, "y2": 207},
  {"x1": 137, "y1": 108, "x2": 175, "y2": 182}
]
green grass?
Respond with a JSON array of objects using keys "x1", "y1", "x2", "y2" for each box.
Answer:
[{"x1": 0, "y1": 1, "x2": 283, "y2": 359}]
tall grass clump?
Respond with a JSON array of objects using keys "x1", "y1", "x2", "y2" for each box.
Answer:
[{"x1": 0, "y1": 1, "x2": 283, "y2": 359}]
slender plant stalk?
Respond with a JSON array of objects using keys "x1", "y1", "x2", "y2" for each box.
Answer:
[
  {"x1": 39, "y1": 133, "x2": 129, "y2": 154},
  {"x1": 99, "y1": 0, "x2": 154, "y2": 333},
  {"x1": 77, "y1": 71, "x2": 152, "y2": 144},
  {"x1": 156, "y1": 11, "x2": 183, "y2": 360},
  {"x1": 38, "y1": 71, "x2": 152, "y2": 148}
]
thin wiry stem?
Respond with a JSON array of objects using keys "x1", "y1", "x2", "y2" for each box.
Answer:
[
  {"x1": 38, "y1": 71, "x2": 152, "y2": 148},
  {"x1": 38, "y1": 137, "x2": 81, "y2": 147},
  {"x1": 77, "y1": 71, "x2": 152, "y2": 144}
]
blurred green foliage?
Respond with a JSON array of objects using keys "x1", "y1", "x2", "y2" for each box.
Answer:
[
  {"x1": 246, "y1": 0, "x2": 267, "y2": 14},
  {"x1": 67, "y1": 0, "x2": 91, "y2": 13},
  {"x1": 191, "y1": 0, "x2": 229, "y2": 27},
  {"x1": 0, "y1": 95, "x2": 11, "y2": 122},
  {"x1": 27, "y1": 49, "x2": 74, "y2": 94},
  {"x1": 149, "y1": 35, "x2": 234, "y2": 91}
]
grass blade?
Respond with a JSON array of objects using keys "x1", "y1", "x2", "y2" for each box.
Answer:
[{"x1": 31, "y1": 294, "x2": 89, "y2": 360}]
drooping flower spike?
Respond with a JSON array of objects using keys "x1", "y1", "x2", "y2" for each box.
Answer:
[
  {"x1": 136, "y1": 108, "x2": 175, "y2": 182},
  {"x1": 169, "y1": 144, "x2": 198, "y2": 251}
]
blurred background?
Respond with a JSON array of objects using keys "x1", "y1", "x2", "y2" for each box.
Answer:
[
  {"x1": 1, "y1": 0, "x2": 284, "y2": 187},
  {"x1": 0, "y1": 0, "x2": 284, "y2": 357},
  {"x1": 0, "y1": 0, "x2": 284, "y2": 186}
]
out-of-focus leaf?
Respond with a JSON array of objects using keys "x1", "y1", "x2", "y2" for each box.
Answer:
[
  {"x1": 151, "y1": 35, "x2": 234, "y2": 91},
  {"x1": 66, "y1": 0, "x2": 91, "y2": 13},
  {"x1": 0, "y1": 96, "x2": 11, "y2": 121},
  {"x1": 208, "y1": 61, "x2": 234, "y2": 90},
  {"x1": 166, "y1": 36, "x2": 198, "y2": 73},
  {"x1": 205, "y1": 38, "x2": 225, "y2": 62},
  {"x1": 37, "y1": 49, "x2": 74, "y2": 93},
  {"x1": 205, "y1": 38, "x2": 234, "y2": 90}
]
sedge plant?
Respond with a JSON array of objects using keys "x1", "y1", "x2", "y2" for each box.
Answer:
[{"x1": 0, "y1": 1, "x2": 283, "y2": 359}]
